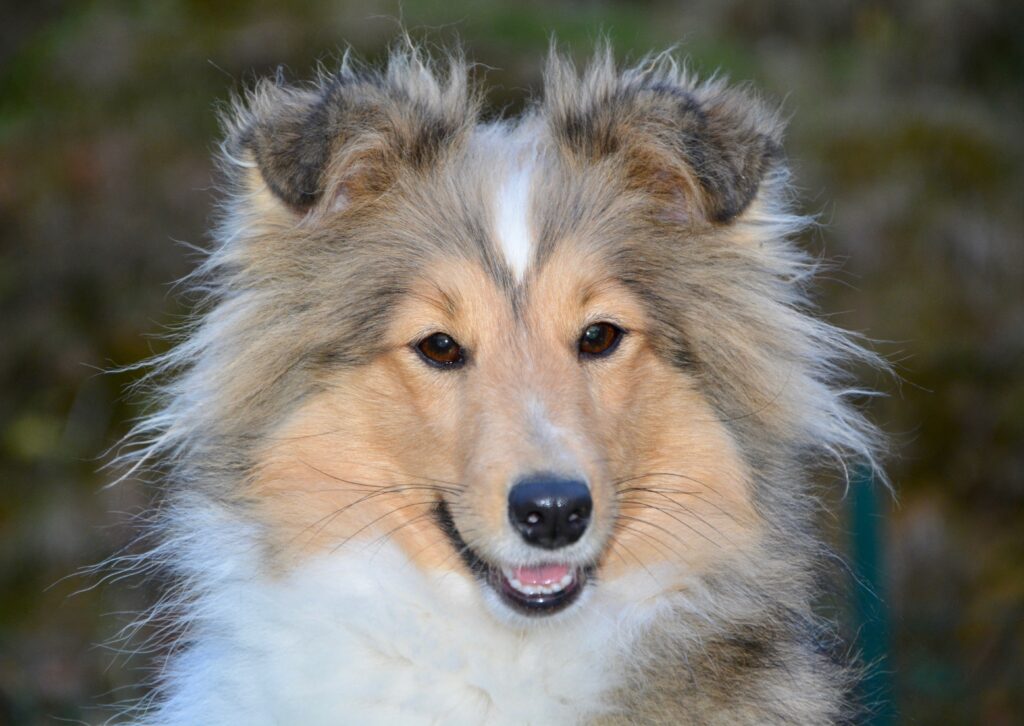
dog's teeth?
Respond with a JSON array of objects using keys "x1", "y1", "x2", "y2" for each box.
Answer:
[{"x1": 504, "y1": 568, "x2": 575, "y2": 596}]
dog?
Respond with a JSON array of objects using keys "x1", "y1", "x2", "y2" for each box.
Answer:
[{"x1": 116, "y1": 42, "x2": 883, "y2": 724}]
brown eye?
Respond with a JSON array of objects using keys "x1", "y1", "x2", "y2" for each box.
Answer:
[
  {"x1": 578, "y1": 322, "x2": 623, "y2": 358},
  {"x1": 416, "y1": 332, "x2": 464, "y2": 368}
]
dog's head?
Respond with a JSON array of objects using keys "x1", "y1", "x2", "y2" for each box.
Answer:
[{"x1": 177, "y1": 47, "x2": 867, "y2": 623}]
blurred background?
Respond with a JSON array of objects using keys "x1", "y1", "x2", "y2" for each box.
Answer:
[{"x1": 1, "y1": 1, "x2": 1021, "y2": 723}]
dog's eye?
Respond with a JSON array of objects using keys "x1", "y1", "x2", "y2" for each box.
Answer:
[
  {"x1": 416, "y1": 332, "x2": 464, "y2": 368},
  {"x1": 578, "y1": 322, "x2": 623, "y2": 358}
]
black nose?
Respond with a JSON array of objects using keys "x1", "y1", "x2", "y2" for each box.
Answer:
[{"x1": 508, "y1": 476, "x2": 592, "y2": 549}]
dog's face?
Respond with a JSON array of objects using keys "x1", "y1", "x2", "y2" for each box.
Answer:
[{"x1": 224, "y1": 53, "x2": 785, "y2": 622}]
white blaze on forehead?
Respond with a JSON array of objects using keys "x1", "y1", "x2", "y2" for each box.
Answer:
[{"x1": 494, "y1": 160, "x2": 536, "y2": 280}]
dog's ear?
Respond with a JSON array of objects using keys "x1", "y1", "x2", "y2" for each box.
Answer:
[
  {"x1": 546, "y1": 51, "x2": 783, "y2": 224},
  {"x1": 227, "y1": 52, "x2": 476, "y2": 217},
  {"x1": 236, "y1": 82, "x2": 333, "y2": 211}
]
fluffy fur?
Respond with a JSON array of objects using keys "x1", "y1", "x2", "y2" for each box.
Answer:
[{"x1": 111, "y1": 42, "x2": 884, "y2": 725}]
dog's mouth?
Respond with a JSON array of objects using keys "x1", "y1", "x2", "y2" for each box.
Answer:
[
  {"x1": 497, "y1": 562, "x2": 587, "y2": 614},
  {"x1": 435, "y1": 501, "x2": 591, "y2": 616}
]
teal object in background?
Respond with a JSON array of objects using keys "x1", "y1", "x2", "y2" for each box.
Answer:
[{"x1": 851, "y1": 465, "x2": 894, "y2": 725}]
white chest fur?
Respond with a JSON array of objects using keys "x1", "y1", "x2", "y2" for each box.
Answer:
[{"x1": 148, "y1": 542, "x2": 670, "y2": 725}]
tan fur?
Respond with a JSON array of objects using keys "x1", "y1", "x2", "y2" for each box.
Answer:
[{"x1": 249, "y1": 244, "x2": 761, "y2": 590}]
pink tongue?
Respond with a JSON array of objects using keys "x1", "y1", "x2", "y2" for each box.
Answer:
[{"x1": 512, "y1": 564, "x2": 570, "y2": 587}]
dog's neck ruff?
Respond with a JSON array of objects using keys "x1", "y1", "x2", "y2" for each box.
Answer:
[{"x1": 149, "y1": 523, "x2": 672, "y2": 726}]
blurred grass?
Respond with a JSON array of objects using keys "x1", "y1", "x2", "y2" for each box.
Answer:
[{"x1": 1, "y1": 1, "x2": 1022, "y2": 723}]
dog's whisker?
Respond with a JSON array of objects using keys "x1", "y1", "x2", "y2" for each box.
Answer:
[
  {"x1": 618, "y1": 498, "x2": 734, "y2": 547},
  {"x1": 617, "y1": 529, "x2": 685, "y2": 573},
  {"x1": 285, "y1": 482, "x2": 457, "y2": 552},
  {"x1": 365, "y1": 510, "x2": 440, "y2": 554},
  {"x1": 616, "y1": 512, "x2": 718, "y2": 550},
  {"x1": 288, "y1": 487, "x2": 426, "y2": 549},
  {"x1": 614, "y1": 472, "x2": 743, "y2": 523},
  {"x1": 298, "y1": 459, "x2": 463, "y2": 495},
  {"x1": 261, "y1": 427, "x2": 347, "y2": 444},
  {"x1": 301, "y1": 457, "x2": 469, "y2": 491},
  {"x1": 616, "y1": 485, "x2": 734, "y2": 525},
  {"x1": 330, "y1": 500, "x2": 442, "y2": 555},
  {"x1": 613, "y1": 471, "x2": 728, "y2": 500},
  {"x1": 608, "y1": 525, "x2": 670, "y2": 582}
]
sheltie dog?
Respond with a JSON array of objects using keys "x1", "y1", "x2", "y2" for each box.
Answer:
[{"x1": 117, "y1": 42, "x2": 883, "y2": 724}]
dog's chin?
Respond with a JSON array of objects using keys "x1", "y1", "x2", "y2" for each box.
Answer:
[{"x1": 435, "y1": 501, "x2": 595, "y2": 618}]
